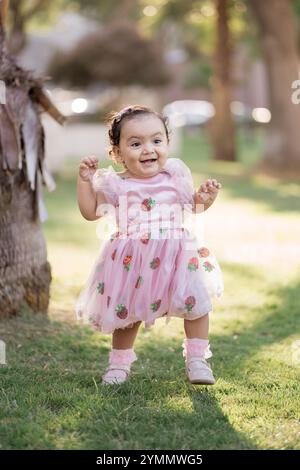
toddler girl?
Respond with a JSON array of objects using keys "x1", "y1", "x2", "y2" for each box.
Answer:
[{"x1": 76, "y1": 105, "x2": 223, "y2": 385}]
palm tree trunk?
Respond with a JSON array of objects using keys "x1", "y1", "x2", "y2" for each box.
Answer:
[{"x1": 0, "y1": 172, "x2": 51, "y2": 318}]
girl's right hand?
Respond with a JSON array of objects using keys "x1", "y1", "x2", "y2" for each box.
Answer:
[{"x1": 79, "y1": 156, "x2": 99, "y2": 182}]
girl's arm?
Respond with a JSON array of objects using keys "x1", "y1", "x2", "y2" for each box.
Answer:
[
  {"x1": 77, "y1": 156, "x2": 105, "y2": 221},
  {"x1": 192, "y1": 178, "x2": 222, "y2": 213},
  {"x1": 77, "y1": 177, "x2": 98, "y2": 220}
]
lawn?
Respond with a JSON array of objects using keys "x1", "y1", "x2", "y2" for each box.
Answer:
[{"x1": 0, "y1": 129, "x2": 300, "y2": 450}]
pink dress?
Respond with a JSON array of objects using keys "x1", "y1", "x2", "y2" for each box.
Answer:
[{"x1": 75, "y1": 158, "x2": 224, "y2": 334}]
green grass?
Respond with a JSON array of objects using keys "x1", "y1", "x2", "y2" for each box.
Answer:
[
  {"x1": 181, "y1": 127, "x2": 265, "y2": 167},
  {"x1": 0, "y1": 131, "x2": 300, "y2": 450}
]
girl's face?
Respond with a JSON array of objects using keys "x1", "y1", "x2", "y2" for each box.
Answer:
[{"x1": 114, "y1": 114, "x2": 169, "y2": 178}]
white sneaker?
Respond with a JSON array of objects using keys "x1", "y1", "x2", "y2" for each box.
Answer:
[{"x1": 186, "y1": 357, "x2": 216, "y2": 385}]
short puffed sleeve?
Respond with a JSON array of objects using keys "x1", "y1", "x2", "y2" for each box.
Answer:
[
  {"x1": 164, "y1": 158, "x2": 195, "y2": 205},
  {"x1": 92, "y1": 166, "x2": 121, "y2": 207}
]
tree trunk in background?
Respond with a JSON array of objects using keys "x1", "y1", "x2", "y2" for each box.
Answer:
[
  {"x1": 110, "y1": 0, "x2": 137, "y2": 23},
  {"x1": 8, "y1": 0, "x2": 49, "y2": 55},
  {"x1": 0, "y1": 173, "x2": 51, "y2": 318},
  {"x1": 8, "y1": 9, "x2": 26, "y2": 55},
  {"x1": 8, "y1": 0, "x2": 27, "y2": 54},
  {"x1": 248, "y1": 0, "x2": 300, "y2": 170},
  {"x1": 210, "y1": 0, "x2": 236, "y2": 162}
]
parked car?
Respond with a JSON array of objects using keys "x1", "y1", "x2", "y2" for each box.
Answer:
[
  {"x1": 163, "y1": 100, "x2": 215, "y2": 128},
  {"x1": 163, "y1": 99, "x2": 271, "y2": 128}
]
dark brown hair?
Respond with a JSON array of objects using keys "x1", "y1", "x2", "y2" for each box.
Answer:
[{"x1": 106, "y1": 104, "x2": 170, "y2": 161}]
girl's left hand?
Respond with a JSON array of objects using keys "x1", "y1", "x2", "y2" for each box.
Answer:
[{"x1": 195, "y1": 179, "x2": 222, "y2": 204}]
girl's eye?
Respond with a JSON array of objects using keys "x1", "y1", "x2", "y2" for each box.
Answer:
[{"x1": 130, "y1": 139, "x2": 161, "y2": 147}]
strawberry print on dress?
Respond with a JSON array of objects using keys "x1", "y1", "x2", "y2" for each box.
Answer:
[
  {"x1": 97, "y1": 282, "x2": 104, "y2": 295},
  {"x1": 141, "y1": 197, "x2": 156, "y2": 211},
  {"x1": 188, "y1": 257, "x2": 199, "y2": 271},
  {"x1": 123, "y1": 255, "x2": 133, "y2": 271},
  {"x1": 185, "y1": 296, "x2": 196, "y2": 312},
  {"x1": 115, "y1": 304, "x2": 128, "y2": 319},
  {"x1": 150, "y1": 257, "x2": 160, "y2": 269}
]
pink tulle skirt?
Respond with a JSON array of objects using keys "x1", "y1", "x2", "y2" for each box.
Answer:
[{"x1": 75, "y1": 229, "x2": 223, "y2": 334}]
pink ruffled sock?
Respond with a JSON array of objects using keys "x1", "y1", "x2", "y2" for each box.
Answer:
[
  {"x1": 108, "y1": 348, "x2": 137, "y2": 366},
  {"x1": 182, "y1": 338, "x2": 212, "y2": 361},
  {"x1": 102, "y1": 348, "x2": 138, "y2": 384}
]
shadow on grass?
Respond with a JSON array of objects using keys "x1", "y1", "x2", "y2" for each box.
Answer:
[
  {"x1": 0, "y1": 307, "x2": 254, "y2": 450},
  {"x1": 211, "y1": 274, "x2": 300, "y2": 378}
]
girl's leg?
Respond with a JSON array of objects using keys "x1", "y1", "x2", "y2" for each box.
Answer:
[
  {"x1": 112, "y1": 321, "x2": 142, "y2": 349},
  {"x1": 183, "y1": 314, "x2": 215, "y2": 385},
  {"x1": 102, "y1": 321, "x2": 142, "y2": 385},
  {"x1": 184, "y1": 314, "x2": 209, "y2": 339}
]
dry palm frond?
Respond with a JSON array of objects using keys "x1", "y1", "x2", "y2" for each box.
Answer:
[{"x1": 0, "y1": 15, "x2": 65, "y2": 221}]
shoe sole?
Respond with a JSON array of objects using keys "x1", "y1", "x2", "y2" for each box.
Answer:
[
  {"x1": 102, "y1": 373, "x2": 131, "y2": 385},
  {"x1": 189, "y1": 378, "x2": 215, "y2": 385},
  {"x1": 102, "y1": 380, "x2": 125, "y2": 385},
  {"x1": 102, "y1": 376, "x2": 129, "y2": 385}
]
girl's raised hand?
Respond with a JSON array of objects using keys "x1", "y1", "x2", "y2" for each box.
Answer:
[
  {"x1": 79, "y1": 156, "x2": 99, "y2": 182},
  {"x1": 195, "y1": 179, "x2": 222, "y2": 205}
]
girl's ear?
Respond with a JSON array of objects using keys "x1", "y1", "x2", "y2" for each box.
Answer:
[{"x1": 112, "y1": 146, "x2": 123, "y2": 165}]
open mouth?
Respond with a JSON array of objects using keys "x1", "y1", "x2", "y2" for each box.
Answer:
[{"x1": 141, "y1": 158, "x2": 157, "y2": 165}]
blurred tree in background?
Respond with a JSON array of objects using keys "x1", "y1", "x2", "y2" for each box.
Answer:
[
  {"x1": 47, "y1": 20, "x2": 171, "y2": 89},
  {"x1": 8, "y1": 0, "x2": 52, "y2": 54},
  {"x1": 248, "y1": 0, "x2": 300, "y2": 170},
  {"x1": 4, "y1": 0, "x2": 300, "y2": 170}
]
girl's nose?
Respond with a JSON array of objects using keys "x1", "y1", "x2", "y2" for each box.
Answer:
[{"x1": 142, "y1": 145, "x2": 154, "y2": 154}]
